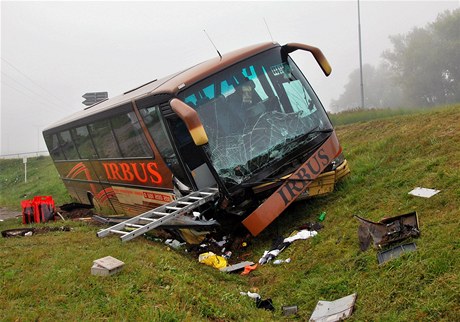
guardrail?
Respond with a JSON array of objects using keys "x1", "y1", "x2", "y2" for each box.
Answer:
[{"x1": 0, "y1": 151, "x2": 49, "y2": 160}]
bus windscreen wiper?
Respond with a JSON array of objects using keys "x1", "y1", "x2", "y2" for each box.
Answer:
[{"x1": 292, "y1": 127, "x2": 334, "y2": 145}]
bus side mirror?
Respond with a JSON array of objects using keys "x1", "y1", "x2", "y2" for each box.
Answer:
[
  {"x1": 282, "y1": 43, "x2": 332, "y2": 76},
  {"x1": 169, "y1": 98, "x2": 209, "y2": 146}
]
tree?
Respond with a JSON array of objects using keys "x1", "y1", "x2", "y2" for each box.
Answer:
[
  {"x1": 331, "y1": 63, "x2": 402, "y2": 111},
  {"x1": 383, "y1": 9, "x2": 460, "y2": 107}
]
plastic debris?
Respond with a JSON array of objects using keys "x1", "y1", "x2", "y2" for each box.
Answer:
[
  {"x1": 309, "y1": 293, "x2": 357, "y2": 322},
  {"x1": 408, "y1": 187, "x2": 440, "y2": 198},
  {"x1": 257, "y1": 298, "x2": 275, "y2": 311},
  {"x1": 282, "y1": 305, "x2": 298, "y2": 316},
  {"x1": 259, "y1": 249, "x2": 281, "y2": 264},
  {"x1": 198, "y1": 252, "x2": 227, "y2": 269},
  {"x1": 222, "y1": 251, "x2": 232, "y2": 259},
  {"x1": 240, "y1": 291, "x2": 275, "y2": 311},
  {"x1": 240, "y1": 291, "x2": 261, "y2": 300},
  {"x1": 165, "y1": 239, "x2": 186, "y2": 249},
  {"x1": 259, "y1": 229, "x2": 318, "y2": 264},
  {"x1": 283, "y1": 230, "x2": 318, "y2": 243},
  {"x1": 240, "y1": 263, "x2": 258, "y2": 275},
  {"x1": 318, "y1": 211, "x2": 326, "y2": 222},
  {"x1": 220, "y1": 261, "x2": 255, "y2": 273},
  {"x1": 377, "y1": 242, "x2": 417, "y2": 265},
  {"x1": 273, "y1": 258, "x2": 291, "y2": 265}
]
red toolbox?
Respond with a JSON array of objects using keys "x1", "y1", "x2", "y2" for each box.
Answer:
[
  {"x1": 33, "y1": 196, "x2": 55, "y2": 223},
  {"x1": 21, "y1": 196, "x2": 55, "y2": 224},
  {"x1": 21, "y1": 200, "x2": 35, "y2": 224}
]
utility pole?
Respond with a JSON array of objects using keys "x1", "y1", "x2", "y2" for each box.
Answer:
[{"x1": 358, "y1": 0, "x2": 365, "y2": 109}]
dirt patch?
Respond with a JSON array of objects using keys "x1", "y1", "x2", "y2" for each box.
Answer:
[
  {"x1": 0, "y1": 207, "x2": 21, "y2": 221},
  {"x1": 2, "y1": 226, "x2": 72, "y2": 238}
]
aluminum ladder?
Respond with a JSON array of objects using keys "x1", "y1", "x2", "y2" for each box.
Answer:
[{"x1": 96, "y1": 187, "x2": 219, "y2": 242}]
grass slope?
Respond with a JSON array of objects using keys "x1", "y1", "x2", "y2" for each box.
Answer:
[
  {"x1": 1, "y1": 105, "x2": 459, "y2": 321},
  {"x1": 0, "y1": 156, "x2": 71, "y2": 210}
]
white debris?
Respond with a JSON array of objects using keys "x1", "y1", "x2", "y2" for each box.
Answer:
[
  {"x1": 408, "y1": 187, "x2": 440, "y2": 198},
  {"x1": 283, "y1": 230, "x2": 317, "y2": 243}
]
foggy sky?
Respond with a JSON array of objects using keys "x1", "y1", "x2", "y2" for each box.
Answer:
[{"x1": 1, "y1": 1, "x2": 458, "y2": 155}]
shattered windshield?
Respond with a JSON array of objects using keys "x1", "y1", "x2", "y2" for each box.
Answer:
[{"x1": 178, "y1": 47, "x2": 332, "y2": 186}]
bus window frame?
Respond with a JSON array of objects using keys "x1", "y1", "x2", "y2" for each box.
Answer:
[
  {"x1": 57, "y1": 129, "x2": 81, "y2": 161},
  {"x1": 135, "y1": 94, "x2": 194, "y2": 189}
]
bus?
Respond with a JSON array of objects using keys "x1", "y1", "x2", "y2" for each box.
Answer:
[{"x1": 43, "y1": 42, "x2": 350, "y2": 236}]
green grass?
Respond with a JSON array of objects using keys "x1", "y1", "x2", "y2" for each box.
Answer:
[
  {"x1": 1, "y1": 105, "x2": 460, "y2": 320},
  {"x1": 328, "y1": 105, "x2": 450, "y2": 126},
  {"x1": 0, "y1": 156, "x2": 71, "y2": 210}
]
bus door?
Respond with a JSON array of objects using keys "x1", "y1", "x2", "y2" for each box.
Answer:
[
  {"x1": 135, "y1": 95, "x2": 213, "y2": 192},
  {"x1": 166, "y1": 113, "x2": 217, "y2": 190}
]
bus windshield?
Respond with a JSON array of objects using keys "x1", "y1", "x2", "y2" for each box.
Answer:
[{"x1": 178, "y1": 47, "x2": 333, "y2": 186}]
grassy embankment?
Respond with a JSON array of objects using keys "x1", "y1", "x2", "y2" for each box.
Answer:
[
  {"x1": 1, "y1": 105, "x2": 459, "y2": 321},
  {"x1": 0, "y1": 155, "x2": 71, "y2": 210}
]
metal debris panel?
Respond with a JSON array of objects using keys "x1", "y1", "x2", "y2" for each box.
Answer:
[{"x1": 309, "y1": 293, "x2": 357, "y2": 322}]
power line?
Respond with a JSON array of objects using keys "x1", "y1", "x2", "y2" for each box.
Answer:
[
  {"x1": 1, "y1": 71, "x2": 63, "y2": 111},
  {"x1": 1, "y1": 81, "x2": 67, "y2": 116},
  {"x1": 1, "y1": 56, "x2": 69, "y2": 107}
]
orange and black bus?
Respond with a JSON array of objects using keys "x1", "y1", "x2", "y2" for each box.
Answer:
[{"x1": 43, "y1": 42, "x2": 350, "y2": 236}]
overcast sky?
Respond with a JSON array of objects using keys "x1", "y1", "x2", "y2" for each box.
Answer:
[{"x1": 1, "y1": 0, "x2": 459, "y2": 155}]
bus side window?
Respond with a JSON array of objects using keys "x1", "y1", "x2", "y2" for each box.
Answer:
[
  {"x1": 59, "y1": 130, "x2": 80, "y2": 160},
  {"x1": 72, "y1": 125, "x2": 98, "y2": 159},
  {"x1": 44, "y1": 133, "x2": 65, "y2": 160},
  {"x1": 88, "y1": 120, "x2": 122, "y2": 159},
  {"x1": 110, "y1": 112, "x2": 153, "y2": 158}
]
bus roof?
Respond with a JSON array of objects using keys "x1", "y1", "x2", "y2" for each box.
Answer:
[{"x1": 44, "y1": 42, "x2": 279, "y2": 132}]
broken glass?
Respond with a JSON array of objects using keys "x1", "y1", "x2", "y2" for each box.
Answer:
[{"x1": 178, "y1": 47, "x2": 333, "y2": 186}]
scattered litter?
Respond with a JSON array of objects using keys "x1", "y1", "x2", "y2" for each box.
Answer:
[
  {"x1": 240, "y1": 263, "x2": 258, "y2": 275},
  {"x1": 259, "y1": 249, "x2": 281, "y2": 264},
  {"x1": 408, "y1": 187, "x2": 440, "y2": 198},
  {"x1": 240, "y1": 291, "x2": 261, "y2": 300},
  {"x1": 222, "y1": 251, "x2": 232, "y2": 259},
  {"x1": 213, "y1": 236, "x2": 228, "y2": 247},
  {"x1": 198, "y1": 252, "x2": 227, "y2": 269},
  {"x1": 192, "y1": 211, "x2": 201, "y2": 220},
  {"x1": 240, "y1": 291, "x2": 275, "y2": 311},
  {"x1": 1, "y1": 226, "x2": 71, "y2": 238},
  {"x1": 377, "y1": 242, "x2": 417, "y2": 265},
  {"x1": 91, "y1": 256, "x2": 125, "y2": 276},
  {"x1": 318, "y1": 211, "x2": 326, "y2": 222},
  {"x1": 55, "y1": 212, "x2": 66, "y2": 221},
  {"x1": 220, "y1": 261, "x2": 255, "y2": 273},
  {"x1": 259, "y1": 229, "x2": 318, "y2": 264},
  {"x1": 298, "y1": 222, "x2": 324, "y2": 231},
  {"x1": 355, "y1": 211, "x2": 419, "y2": 250},
  {"x1": 2, "y1": 228, "x2": 35, "y2": 237},
  {"x1": 282, "y1": 305, "x2": 298, "y2": 316},
  {"x1": 284, "y1": 230, "x2": 318, "y2": 243},
  {"x1": 177, "y1": 228, "x2": 208, "y2": 244},
  {"x1": 165, "y1": 239, "x2": 186, "y2": 249},
  {"x1": 256, "y1": 298, "x2": 275, "y2": 311},
  {"x1": 273, "y1": 258, "x2": 291, "y2": 265},
  {"x1": 309, "y1": 293, "x2": 357, "y2": 322}
]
